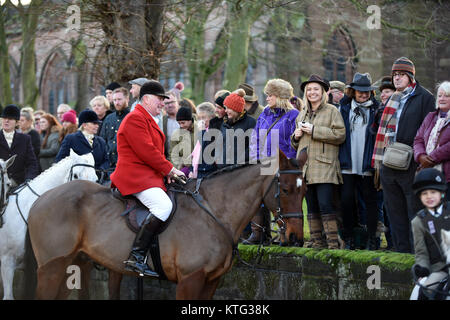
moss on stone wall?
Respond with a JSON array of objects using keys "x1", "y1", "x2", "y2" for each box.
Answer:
[{"x1": 237, "y1": 244, "x2": 415, "y2": 272}]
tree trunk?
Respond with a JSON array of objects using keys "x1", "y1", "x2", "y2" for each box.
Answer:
[
  {"x1": 0, "y1": 5, "x2": 12, "y2": 107},
  {"x1": 19, "y1": 0, "x2": 43, "y2": 109},
  {"x1": 222, "y1": 1, "x2": 265, "y2": 90},
  {"x1": 73, "y1": 38, "x2": 89, "y2": 113}
]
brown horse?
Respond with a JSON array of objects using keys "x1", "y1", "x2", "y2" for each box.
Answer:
[{"x1": 28, "y1": 150, "x2": 306, "y2": 299}]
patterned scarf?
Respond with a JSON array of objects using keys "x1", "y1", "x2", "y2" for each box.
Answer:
[
  {"x1": 350, "y1": 99, "x2": 373, "y2": 132},
  {"x1": 371, "y1": 91, "x2": 403, "y2": 168},
  {"x1": 426, "y1": 111, "x2": 450, "y2": 171}
]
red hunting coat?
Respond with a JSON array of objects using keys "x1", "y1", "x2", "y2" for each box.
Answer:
[{"x1": 110, "y1": 104, "x2": 173, "y2": 195}]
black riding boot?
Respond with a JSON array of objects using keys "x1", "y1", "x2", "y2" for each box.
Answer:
[{"x1": 124, "y1": 214, "x2": 163, "y2": 277}]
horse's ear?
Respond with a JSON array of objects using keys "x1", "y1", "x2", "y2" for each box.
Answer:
[
  {"x1": 5, "y1": 154, "x2": 17, "y2": 169},
  {"x1": 278, "y1": 149, "x2": 288, "y2": 169},
  {"x1": 297, "y1": 147, "x2": 308, "y2": 169}
]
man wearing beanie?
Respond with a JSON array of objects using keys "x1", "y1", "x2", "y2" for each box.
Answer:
[
  {"x1": 373, "y1": 57, "x2": 435, "y2": 253},
  {"x1": 169, "y1": 107, "x2": 196, "y2": 172},
  {"x1": 105, "y1": 82, "x2": 121, "y2": 110},
  {"x1": 220, "y1": 88, "x2": 256, "y2": 167}
]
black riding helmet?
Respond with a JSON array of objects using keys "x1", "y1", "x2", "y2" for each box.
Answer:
[{"x1": 412, "y1": 168, "x2": 447, "y2": 196}]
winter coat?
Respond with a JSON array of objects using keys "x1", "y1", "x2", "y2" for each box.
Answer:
[
  {"x1": 55, "y1": 130, "x2": 109, "y2": 172},
  {"x1": 220, "y1": 112, "x2": 256, "y2": 167},
  {"x1": 25, "y1": 129, "x2": 41, "y2": 160},
  {"x1": 413, "y1": 110, "x2": 450, "y2": 182},
  {"x1": 394, "y1": 81, "x2": 436, "y2": 147},
  {"x1": 169, "y1": 123, "x2": 196, "y2": 170},
  {"x1": 250, "y1": 107, "x2": 299, "y2": 160},
  {"x1": 411, "y1": 202, "x2": 450, "y2": 273},
  {"x1": 0, "y1": 131, "x2": 39, "y2": 185},
  {"x1": 291, "y1": 103, "x2": 346, "y2": 185},
  {"x1": 39, "y1": 129, "x2": 61, "y2": 172},
  {"x1": 110, "y1": 104, "x2": 173, "y2": 195},
  {"x1": 339, "y1": 95, "x2": 379, "y2": 174},
  {"x1": 99, "y1": 108, "x2": 130, "y2": 168},
  {"x1": 247, "y1": 102, "x2": 264, "y2": 120}
]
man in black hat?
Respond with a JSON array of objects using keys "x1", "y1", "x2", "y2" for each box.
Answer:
[
  {"x1": 0, "y1": 105, "x2": 39, "y2": 187},
  {"x1": 209, "y1": 90, "x2": 230, "y2": 130},
  {"x1": 110, "y1": 80, "x2": 186, "y2": 277}
]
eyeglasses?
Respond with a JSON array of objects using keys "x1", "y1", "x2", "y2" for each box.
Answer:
[{"x1": 392, "y1": 72, "x2": 407, "y2": 78}]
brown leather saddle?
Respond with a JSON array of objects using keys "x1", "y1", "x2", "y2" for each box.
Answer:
[{"x1": 111, "y1": 188, "x2": 177, "y2": 234}]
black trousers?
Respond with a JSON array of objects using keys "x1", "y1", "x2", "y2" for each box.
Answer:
[
  {"x1": 380, "y1": 163, "x2": 422, "y2": 253},
  {"x1": 340, "y1": 174, "x2": 378, "y2": 239},
  {"x1": 305, "y1": 183, "x2": 334, "y2": 215}
]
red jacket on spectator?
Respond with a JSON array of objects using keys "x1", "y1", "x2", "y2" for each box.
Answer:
[
  {"x1": 414, "y1": 110, "x2": 450, "y2": 182},
  {"x1": 110, "y1": 104, "x2": 173, "y2": 195}
]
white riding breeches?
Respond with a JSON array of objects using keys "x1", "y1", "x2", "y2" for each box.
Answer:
[{"x1": 134, "y1": 187, "x2": 172, "y2": 222}]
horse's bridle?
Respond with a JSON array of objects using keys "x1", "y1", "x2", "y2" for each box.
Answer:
[{"x1": 262, "y1": 168, "x2": 304, "y2": 236}]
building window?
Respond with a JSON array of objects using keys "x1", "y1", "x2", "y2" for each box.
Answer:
[{"x1": 323, "y1": 27, "x2": 356, "y2": 83}]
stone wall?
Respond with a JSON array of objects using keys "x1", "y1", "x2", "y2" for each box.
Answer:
[{"x1": 89, "y1": 245, "x2": 415, "y2": 300}]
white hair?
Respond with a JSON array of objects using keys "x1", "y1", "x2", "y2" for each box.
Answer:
[{"x1": 436, "y1": 81, "x2": 450, "y2": 109}]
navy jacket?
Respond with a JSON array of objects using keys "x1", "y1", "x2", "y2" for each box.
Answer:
[
  {"x1": 99, "y1": 108, "x2": 129, "y2": 168},
  {"x1": 55, "y1": 130, "x2": 109, "y2": 171},
  {"x1": 338, "y1": 95, "x2": 379, "y2": 173},
  {"x1": 0, "y1": 131, "x2": 39, "y2": 185}
]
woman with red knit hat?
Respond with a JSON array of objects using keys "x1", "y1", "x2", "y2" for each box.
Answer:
[{"x1": 219, "y1": 88, "x2": 256, "y2": 167}]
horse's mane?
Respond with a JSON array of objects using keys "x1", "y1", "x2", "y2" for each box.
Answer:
[{"x1": 30, "y1": 155, "x2": 76, "y2": 185}]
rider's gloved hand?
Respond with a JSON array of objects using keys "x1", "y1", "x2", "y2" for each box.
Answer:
[
  {"x1": 413, "y1": 264, "x2": 430, "y2": 279},
  {"x1": 167, "y1": 167, "x2": 187, "y2": 184}
]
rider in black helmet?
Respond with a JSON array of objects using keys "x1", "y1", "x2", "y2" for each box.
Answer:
[{"x1": 410, "y1": 168, "x2": 449, "y2": 300}]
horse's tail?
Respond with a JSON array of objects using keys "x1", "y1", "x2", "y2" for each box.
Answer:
[{"x1": 23, "y1": 230, "x2": 38, "y2": 299}]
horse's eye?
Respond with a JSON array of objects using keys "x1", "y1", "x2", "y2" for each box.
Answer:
[
  {"x1": 73, "y1": 174, "x2": 79, "y2": 179},
  {"x1": 282, "y1": 188, "x2": 289, "y2": 195}
]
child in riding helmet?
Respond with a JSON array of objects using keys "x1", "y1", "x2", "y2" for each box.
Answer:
[{"x1": 410, "y1": 168, "x2": 450, "y2": 300}]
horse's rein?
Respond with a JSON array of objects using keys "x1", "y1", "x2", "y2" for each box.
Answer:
[{"x1": 261, "y1": 168, "x2": 304, "y2": 236}]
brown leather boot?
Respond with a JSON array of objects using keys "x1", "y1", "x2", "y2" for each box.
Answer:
[
  {"x1": 307, "y1": 213, "x2": 327, "y2": 249},
  {"x1": 243, "y1": 211, "x2": 263, "y2": 244},
  {"x1": 322, "y1": 213, "x2": 339, "y2": 249}
]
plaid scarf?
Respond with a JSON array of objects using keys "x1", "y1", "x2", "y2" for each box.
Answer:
[{"x1": 371, "y1": 91, "x2": 403, "y2": 168}]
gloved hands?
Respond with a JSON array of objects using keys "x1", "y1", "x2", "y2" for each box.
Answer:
[
  {"x1": 418, "y1": 154, "x2": 435, "y2": 169},
  {"x1": 413, "y1": 264, "x2": 430, "y2": 279}
]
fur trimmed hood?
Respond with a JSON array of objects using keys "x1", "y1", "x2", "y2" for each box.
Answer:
[{"x1": 264, "y1": 79, "x2": 294, "y2": 100}]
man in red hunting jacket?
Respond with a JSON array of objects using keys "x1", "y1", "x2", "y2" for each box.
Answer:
[{"x1": 111, "y1": 80, "x2": 186, "y2": 277}]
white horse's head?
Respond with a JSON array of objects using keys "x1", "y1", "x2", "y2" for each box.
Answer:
[
  {"x1": 0, "y1": 155, "x2": 15, "y2": 201},
  {"x1": 68, "y1": 149, "x2": 98, "y2": 182},
  {"x1": 441, "y1": 229, "x2": 450, "y2": 266}
]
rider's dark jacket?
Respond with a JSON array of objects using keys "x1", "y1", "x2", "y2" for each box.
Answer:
[{"x1": 411, "y1": 201, "x2": 450, "y2": 273}]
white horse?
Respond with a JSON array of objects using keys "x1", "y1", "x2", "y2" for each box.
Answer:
[{"x1": 0, "y1": 150, "x2": 98, "y2": 300}]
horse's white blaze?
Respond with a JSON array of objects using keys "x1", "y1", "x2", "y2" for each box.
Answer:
[
  {"x1": 0, "y1": 152, "x2": 97, "y2": 299},
  {"x1": 296, "y1": 178, "x2": 302, "y2": 188}
]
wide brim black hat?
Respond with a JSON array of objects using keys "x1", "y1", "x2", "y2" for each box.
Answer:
[
  {"x1": 349, "y1": 72, "x2": 376, "y2": 91},
  {"x1": 300, "y1": 74, "x2": 329, "y2": 92},
  {"x1": 139, "y1": 80, "x2": 169, "y2": 100},
  {"x1": 1, "y1": 104, "x2": 20, "y2": 120},
  {"x1": 78, "y1": 109, "x2": 101, "y2": 127}
]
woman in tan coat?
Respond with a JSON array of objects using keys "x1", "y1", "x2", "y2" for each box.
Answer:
[{"x1": 291, "y1": 74, "x2": 346, "y2": 249}]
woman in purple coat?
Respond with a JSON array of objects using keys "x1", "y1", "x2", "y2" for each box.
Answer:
[
  {"x1": 414, "y1": 81, "x2": 450, "y2": 200},
  {"x1": 246, "y1": 79, "x2": 299, "y2": 244}
]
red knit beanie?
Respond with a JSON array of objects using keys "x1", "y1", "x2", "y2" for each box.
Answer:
[
  {"x1": 223, "y1": 89, "x2": 246, "y2": 113},
  {"x1": 61, "y1": 110, "x2": 77, "y2": 124}
]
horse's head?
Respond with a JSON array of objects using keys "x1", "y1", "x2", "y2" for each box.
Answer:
[
  {"x1": 263, "y1": 149, "x2": 307, "y2": 247},
  {"x1": 441, "y1": 229, "x2": 450, "y2": 267},
  {"x1": 67, "y1": 150, "x2": 98, "y2": 182},
  {"x1": 0, "y1": 155, "x2": 15, "y2": 203}
]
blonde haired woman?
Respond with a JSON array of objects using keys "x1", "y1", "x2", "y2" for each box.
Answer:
[
  {"x1": 90, "y1": 95, "x2": 112, "y2": 133},
  {"x1": 291, "y1": 74, "x2": 345, "y2": 249},
  {"x1": 247, "y1": 78, "x2": 299, "y2": 244}
]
